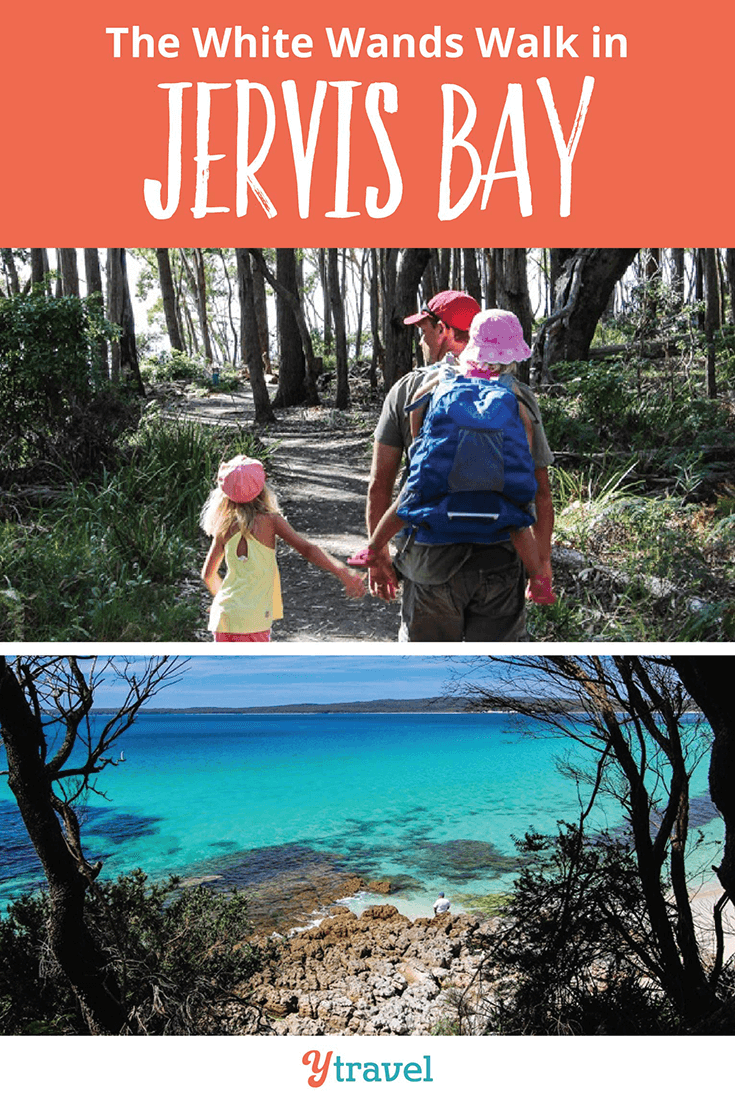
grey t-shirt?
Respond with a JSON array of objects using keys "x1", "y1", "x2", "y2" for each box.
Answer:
[{"x1": 373, "y1": 359, "x2": 554, "y2": 584}]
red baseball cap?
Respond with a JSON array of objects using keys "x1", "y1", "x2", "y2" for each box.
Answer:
[{"x1": 404, "y1": 290, "x2": 481, "y2": 331}]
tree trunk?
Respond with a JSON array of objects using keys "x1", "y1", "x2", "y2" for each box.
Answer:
[
  {"x1": 178, "y1": 248, "x2": 214, "y2": 364},
  {"x1": 1, "y1": 249, "x2": 20, "y2": 295},
  {"x1": 463, "y1": 248, "x2": 482, "y2": 307},
  {"x1": 251, "y1": 249, "x2": 320, "y2": 405},
  {"x1": 670, "y1": 657, "x2": 735, "y2": 903},
  {"x1": 369, "y1": 249, "x2": 383, "y2": 388},
  {"x1": 272, "y1": 248, "x2": 307, "y2": 406},
  {"x1": 725, "y1": 249, "x2": 735, "y2": 324},
  {"x1": 58, "y1": 248, "x2": 80, "y2": 297},
  {"x1": 318, "y1": 248, "x2": 332, "y2": 354},
  {"x1": 192, "y1": 249, "x2": 214, "y2": 363},
  {"x1": 156, "y1": 248, "x2": 184, "y2": 352},
  {"x1": 83, "y1": 249, "x2": 103, "y2": 299},
  {"x1": 250, "y1": 260, "x2": 270, "y2": 374},
  {"x1": 437, "y1": 248, "x2": 451, "y2": 291},
  {"x1": 534, "y1": 249, "x2": 639, "y2": 380},
  {"x1": 84, "y1": 248, "x2": 109, "y2": 375},
  {"x1": 328, "y1": 248, "x2": 349, "y2": 409},
  {"x1": 217, "y1": 249, "x2": 238, "y2": 365},
  {"x1": 30, "y1": 249, "x2": 48, "y2": 291},
  {"x1": 549, "y1": 248, "x2": 576, "y2": 303},
  {"x1": 354, "y1": 247, "x2": 367, "y2": 362},
  {"x1": 703, "y1": 248, "x2": 720, "y2": 399},
  {"x1": 496, "y1": 248, "x2": 533, "y2": 383},
  {"x1": 483, "y1": 248, "x2": 497, "y2": 308},
  {"x1": 0, "y1": 659, "x2": 125, "y2": 1034},
  {"x1": 235, "y1": 249, "x2": 275, "y2": 424},
  {"x1": 382, "y1": 247, "x2": 432, "y2": 390},
  {"x1": 694, "y1": 249, "x2": 705, "y2": 328},
  {"x1": 671, "y1": 248, "x2": 686, "y2": 300},
  {"x1": 645, "y1": 248, "x2": 662, "y2": 281},
  {"x1": 106, "y1": 249, "x2": 144, "y2": 394}
]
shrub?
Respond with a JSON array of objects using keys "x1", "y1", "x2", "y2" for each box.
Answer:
[
  {"x1": 461, "y1": 825, "x2": 683, "y2": 1035},
  {"x1": 140, "y1": 349, "x2": 204, "y2": 385},
  {"x1": 0, "y1": 871, "x2": 270, "y2": 1035},
  {"x1": 0, "y1": 293, "x2": 121, "y2": 471}
]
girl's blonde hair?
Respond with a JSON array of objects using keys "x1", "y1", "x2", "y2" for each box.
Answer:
[{"x1": 200, "y1": 482, "x2": 280, "y2": 540}]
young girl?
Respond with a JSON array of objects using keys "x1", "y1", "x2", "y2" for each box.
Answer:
[
  {"x1": 201, "y1": 454, "x2": 365, "y2": 641},
  {"x1": 350, "y1": 310, "x2": 556, "y2": 605}
]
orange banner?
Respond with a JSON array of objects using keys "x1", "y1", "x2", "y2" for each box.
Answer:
[{"x1": 1, "y1": 0, "x2": 731, "y2": 243}]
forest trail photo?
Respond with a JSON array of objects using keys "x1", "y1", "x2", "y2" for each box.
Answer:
[{"x1": 0, "y1": 247, "x2": 733, "y2": 643}]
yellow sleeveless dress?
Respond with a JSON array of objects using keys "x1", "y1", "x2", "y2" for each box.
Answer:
[{"x1": 208, "y1": 532, "x2": 283, "y2": 634}]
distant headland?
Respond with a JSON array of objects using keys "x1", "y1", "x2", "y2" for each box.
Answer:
[{"x1": 91, "y1": 697, "x2": 475, "y2": 715}]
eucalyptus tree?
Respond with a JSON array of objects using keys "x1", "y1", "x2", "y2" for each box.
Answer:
[
  {"x1": 381, "y1": 247, "x2": 432, "y2": 389},
  {"x1": 328, "y1": 247, "x2": 349, "y2": 408},
  {"x1": 0, "y1": 655, "x2": 187, "y2": 1034},
  {"x1": 1, "y1": 248, "x2": 21, "y2": 295},
  {"x1": 249, "y1": 248, "x2": 320, "y2": 405},
  {"x1": 456, "y1": 655, "x2": 734, "y2": 1030},
  {"x1": 235, "y1": 248, "x2": 275, "y2": 423},
  {"x1": 106, "y1": 248, "x2": 144, "y2": 394},
  {"x1": 532, "y1": 248, "x2": 639, "y2": 382},
  {"x1": 58, "y1": 248, "x2": 80, "y2": 297},
  {"x1": 703, "y1": 248, "x2": 721, "y2": 398},
  {"x1": 155, "y1": 247, "x2": 184, "y2": 352},
  {"x1": 30, "y1": 248, "x2": 48, "y2": 290}
]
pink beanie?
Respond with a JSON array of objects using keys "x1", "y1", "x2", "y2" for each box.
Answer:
[{"x1": 217, "y1": 455, "x2": 266, "y2": 503}]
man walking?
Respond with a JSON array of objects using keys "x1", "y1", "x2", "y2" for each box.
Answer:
[{"x1": 366, "y1": 290, "x2": 554, "y2": 641}]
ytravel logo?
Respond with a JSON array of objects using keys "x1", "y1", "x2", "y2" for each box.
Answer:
[{"x1": 303, "y1": 1050, "x2": 434, "y2": 1087}]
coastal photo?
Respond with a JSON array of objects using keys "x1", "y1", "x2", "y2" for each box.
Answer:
[
  {"x1": 1, "y1": 247, "x2": 733, "y2": 645},
  {"x1": 1, "y1": 652, "x2": 733, "y2": 1036}
]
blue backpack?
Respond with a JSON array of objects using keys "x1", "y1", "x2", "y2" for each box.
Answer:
[{"x1": 396, "y1": 373, "x2": 538, "y2": 545}]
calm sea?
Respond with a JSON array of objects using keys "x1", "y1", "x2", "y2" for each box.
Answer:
[{"x1": 0, "y1": 711, "x2": 719, "y2": 920}]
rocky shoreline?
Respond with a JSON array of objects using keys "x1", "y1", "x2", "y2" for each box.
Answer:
[
  {"x1": 184, "y1": 846, "x2": 498, "y2": 1035},
  {"x1": 242, "y1": 904, "x2": 494, "y2": 1035}
]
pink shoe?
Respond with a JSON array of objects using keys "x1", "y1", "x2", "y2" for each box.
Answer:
[
  {"x1": 347, "y1": 547, "x2": 378, "y2": 567},
  {"x1": 526, "y1": 575, "x2": 556, "y2": 605}
]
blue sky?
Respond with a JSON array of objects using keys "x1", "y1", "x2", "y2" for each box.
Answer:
[{"x1": 90, "y1": 655, "x2": 469, "y2": 710}]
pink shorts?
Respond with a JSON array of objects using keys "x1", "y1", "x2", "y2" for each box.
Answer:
[{"x1": 213, "y1": 630, "x2": 272, "y2": 642}]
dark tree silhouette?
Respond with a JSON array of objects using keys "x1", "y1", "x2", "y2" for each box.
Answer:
[{"x1": 0, "y1": 656, "x2": 187, "y2": 1033}]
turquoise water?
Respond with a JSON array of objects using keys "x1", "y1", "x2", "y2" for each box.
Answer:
[{"x1": 0, "y1": 711, "x2": 718, "y2": 919}]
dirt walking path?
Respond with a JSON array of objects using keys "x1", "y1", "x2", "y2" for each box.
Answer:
[{"x1": 185, "y1": 387, "x2": 400, "y2": 642}]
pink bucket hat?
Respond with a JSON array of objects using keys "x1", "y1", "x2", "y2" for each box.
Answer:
[
  {"x1": 460, "y1": 309, "x2": 532, "y2": 365},
  {"x1": 217, "y1": 455, "x2": 266, "y2": 503}
]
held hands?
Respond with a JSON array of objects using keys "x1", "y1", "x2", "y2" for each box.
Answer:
[
  {"x1": 346, "y1": 546, "x2": 398, "y2": 601},
  {"x1": 340, "y1": 568, "x2": 367, "y2": 599},
  {"x1": 368, "y1": 550, "x2": 399, "y2": 602}
]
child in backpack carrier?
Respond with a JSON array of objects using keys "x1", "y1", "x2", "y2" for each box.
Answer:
[{"x1": 350, "y1": 310, "x2": 556, "y2": 605}]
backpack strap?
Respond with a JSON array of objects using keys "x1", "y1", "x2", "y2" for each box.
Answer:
[{"x1": 405, "y1": 391, "x2": 433, "y2": 415}]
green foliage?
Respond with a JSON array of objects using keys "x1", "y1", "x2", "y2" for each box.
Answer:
[
  {"x1": 464, "y1": 825, "x2": 683, "y2": 1035},
  {"x1": 0, "y1": 415, "x2": 274, "y2": 641},
  {"x1": 533, "y1": 352, "x2": 735, "y2": 642},
  {"x1": 141, "y1": 351, "x2": 243, "y2": 395},
  {"x1": 0, "y1": 892, "x2": 79, "y2": 1034},
  {"x1": 0, "y1": 293, "x2": 121, "y2": 470},
  {"x1": 540, "y1": 360, "x2": 730, "y2": 455},
  {"x1": 531, "y1": 475, "x2": 734, "y2": 642},
  {"x1": 0, "y1": 871, "x2": 269, "y2": 1035},
  {"x1": 141, "y1": 349, "x2": 204, "y2": 384},
  {"x1": 714, "y1": 323, "x2": 735, "y2": 382}
]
